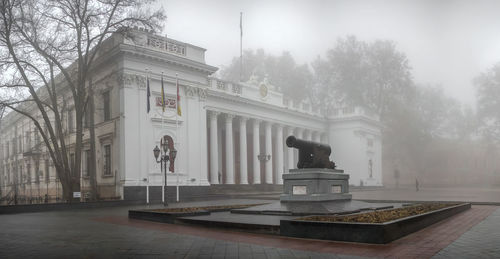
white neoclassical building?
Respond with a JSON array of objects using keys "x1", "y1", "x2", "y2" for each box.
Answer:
[{"x1": 0, "y1": 29, "x2": 382, "y2": 203}]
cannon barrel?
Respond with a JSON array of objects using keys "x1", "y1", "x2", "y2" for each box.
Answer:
[
  {"x1": 286, "y1": 136, "x2": 331, "y2": 155},
  {"x1": 286, "y1": 135, "x2": 336, "y2": 169}
]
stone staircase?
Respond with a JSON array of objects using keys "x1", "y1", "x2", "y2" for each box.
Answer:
[{"x1": 153, "y1": 184, "x2": 282, "y2": 203}]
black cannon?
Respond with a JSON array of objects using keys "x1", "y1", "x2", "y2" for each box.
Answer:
[{"x1": 286, "y1": 135, "x2": 336, "y2": 169}]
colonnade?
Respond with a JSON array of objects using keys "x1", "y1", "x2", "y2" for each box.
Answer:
[{"x1": 208, "y1": 111, "x2": 326, "y2": 185}]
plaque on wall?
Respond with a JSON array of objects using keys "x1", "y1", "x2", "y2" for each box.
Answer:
[
  {"x1": 331, "y1": 185, "x2": 342, "y2": 193},
  {"x1": 292, "y1": 185, "x2": 307, "y2": 195}
]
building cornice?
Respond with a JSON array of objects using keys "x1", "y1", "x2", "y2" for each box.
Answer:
[
  {"x1": 328, "y1": 115, "x2": 383, "y2": 129},
  {"x1": 119, "y1": 44, "x2": 218, "y2": 75},
  {"x1": 205, "y1": 90, "x2": 327, "y2": 131}
]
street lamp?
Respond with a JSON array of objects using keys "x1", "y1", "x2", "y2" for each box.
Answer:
[{"x1": 153, "y1": 136, "x2": 177, "y2": 206}]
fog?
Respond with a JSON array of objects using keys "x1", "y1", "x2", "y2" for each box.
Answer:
[
  {"x1": 160, "y1": 0, "x2": 500, "y2": 190},
  {"x1": 1, "y1": 0, "x2": 499, "y2": 206},
  {"x1": 161, "y1": 0, "x2": 500, "y2": 106}
]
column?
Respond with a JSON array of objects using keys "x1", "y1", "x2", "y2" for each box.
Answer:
[
  {"x1": 313, "y1": 131, "x2": 321, "y2": 143},
  {"x1": 286, "y1": 127, "x2": 295, "y2": 171},
  {"x1": 217, "y1": 125, "x2": 223, "y2": 183},
  {"x1": 297, "y1": 128, "x2": 304, "y2": 139},
  {"x1": 239, "y1": 117, "x2": 248, "y2": 184},
  {"x1": 320, "y1": 132, "x2": 327, "y2": 143},
  {"x1": 305, "y1": 130, "x2": 312, "y2": 141},
  {"x1": 275, "y1": 124, "x2": 284, "y2": 184},
  {"x1": 225, "y1": 114, "x2": 235, "y2": 184},
  {"x1": 265, "y1": 122, "x2": 273, "y2": 184},
  {"x1": 209, "y1": 111, "x2": 219, "y2": 184},
  {"x1": 252, "y1": 119, "x2": 261, "y2": 184},
  {"x1": 295, "y1": 128, "x2": 304, "y2": 166}
]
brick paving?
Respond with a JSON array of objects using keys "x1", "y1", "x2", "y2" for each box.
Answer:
[
  {"x1": 433, "y1": 207, "x2": 500, "y2": 259},
  {"x1": 0, "y1": 198, "x2": 499, "y2": 258}
]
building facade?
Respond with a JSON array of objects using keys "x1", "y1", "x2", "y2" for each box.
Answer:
[{"x1": 0, "y1": 29, "x2": 382, "y2": 204}]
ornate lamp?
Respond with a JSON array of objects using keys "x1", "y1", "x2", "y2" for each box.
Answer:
[
  {"x1": 161, "y1": 136, "x2": 168, "y2": 153},
  {"x1": 170, "y1": 148, "x2": 177, "y2": 161},
  {"x1": 153, "y1": 146, "x2": 160, "y2": 161}
]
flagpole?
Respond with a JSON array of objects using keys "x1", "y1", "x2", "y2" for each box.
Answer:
[
  {"x1": 240, "y1": 12, "x2": 243, "y2": 82},
  {"x1": 161, "y1": 71, "x2": 166, "y2": 206},
  {"x1": 175, "y1": 73, "x2": 179, "y2": 202},
  {"x1": 145, "y1": 68, "x2": 149, "y2": 205}
]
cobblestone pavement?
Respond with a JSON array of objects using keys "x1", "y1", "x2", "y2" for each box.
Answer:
[
  {"x1": 0, "y1": 198, "x2": 499, "y2": 258},
  {"x1": 433, "y1": 207, "x2": 500, "y2": 259}
]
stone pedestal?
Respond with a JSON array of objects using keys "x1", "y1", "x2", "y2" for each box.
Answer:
[{"x1": 281, "y1": 169, "x2": 352, "y2": 202}]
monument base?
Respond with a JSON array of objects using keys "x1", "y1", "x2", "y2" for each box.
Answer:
[{"x1": 280, "y1": 169, "x2": 352, "y2": 202}]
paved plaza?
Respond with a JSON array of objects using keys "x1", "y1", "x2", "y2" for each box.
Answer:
[
  {"x1": 351, "y1": 186, "x2": 500, "y2": 203},
  {"x1": 1, "y1": 189, "x2": 500, "y2": 258}
]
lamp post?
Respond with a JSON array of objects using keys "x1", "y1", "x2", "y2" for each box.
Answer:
[{"x1": 153, "y1": 136, "x2": 177, "y2": 206}]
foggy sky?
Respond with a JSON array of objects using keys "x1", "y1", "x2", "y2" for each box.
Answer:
[{"x1": 160, "y1": 0, "x2": 500, "y2": 106}]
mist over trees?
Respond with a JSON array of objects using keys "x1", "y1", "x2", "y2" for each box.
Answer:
[
  {"x1": 221, "y1": 49, "x2": 313, "y2": 101},
  {"x1": 221, "y1": 36, "x2": 500, "y2": 187},
  {"x1": 475, "y1": 64, "x2": 500, "y2": 143}
]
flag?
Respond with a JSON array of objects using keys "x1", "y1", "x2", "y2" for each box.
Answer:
[
  {"x1": 176, "y1": 77, "x2": 182, "y2": 116},
  {"x1": 161, "y1": 74, "x2": 165, "y2": 112},
  {"x1": 146, "y1": 75, "x2": 151, "y2": 113}
]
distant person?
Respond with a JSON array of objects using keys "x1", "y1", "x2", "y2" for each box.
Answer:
[
  {"x1": 394, "y1": 168, "x2": 400, "y2": 189},
  {"x1": 415, "y1": 178, "x2": 419, "y2": 192}
]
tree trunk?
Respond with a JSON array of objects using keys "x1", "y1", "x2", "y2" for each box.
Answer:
[
  {"x1": 89, "y1": 79, "x2": 98, "y2": 201},
  {"x1": 73, "y1": 101, "x2": 83, "y2": 203}
]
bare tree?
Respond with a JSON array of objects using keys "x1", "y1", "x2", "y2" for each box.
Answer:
[{"x1": 0, "y1": 0, "x2": 164, "y2": 202}]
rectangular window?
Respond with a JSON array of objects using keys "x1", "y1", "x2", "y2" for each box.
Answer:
[
  {"x1": 12, "y1": 139, "x2": 15, "y2": 154},
  {"x1": 34, "y1": 132, "x2": 40, "y2": 146},
  {"x1": 45, "y1": 159, "x2": 49, "y2": 182},
  {"x1": 68, "y1": 109, "x2": 74, "y2": 133},
  {"x1": 367, "y1": 139, "x2": 374, "y2": 147},
  {"x1": 103, "y1": 91, "x2": 110, "y2": 121},
  {"x1": 25, "y1": 132, "x2": 31, "y2": 150},
  {"x1": 84, "y1": 104, "x2": 90, "y2": 128},
  {"x1": 35, "y1": 161, "x2": 40, "y2": 183},
  {"x1": 26, "y1": 164, "x2": 30, "y2": 184},
  {"x1": 103, "y1": 144, "x2": 111, "y2": 176},
  {"x1": 70, "y1": 153, "x2": 75, "y2": 172},
  {"x1": 83, "y1": 150, "x2": 91, "y2": 177},
  {"x1": 18, "y1": 137, "x2": 22, "y2": 153}
]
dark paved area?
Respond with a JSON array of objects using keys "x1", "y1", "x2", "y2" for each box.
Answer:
[
  {"x1": 181, "y1": 211, "x2": 296, "y2": 227},
  {"x1": 0, "y1": 198, "x2": 499, "y2": 258}
]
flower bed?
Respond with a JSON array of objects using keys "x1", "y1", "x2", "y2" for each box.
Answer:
[
  {"x1": 280, "y1": 203, "x2": 471, "y2": 244},
  {"x1": 298, "y1": 203, "x2": 457, "y2": 223}
]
